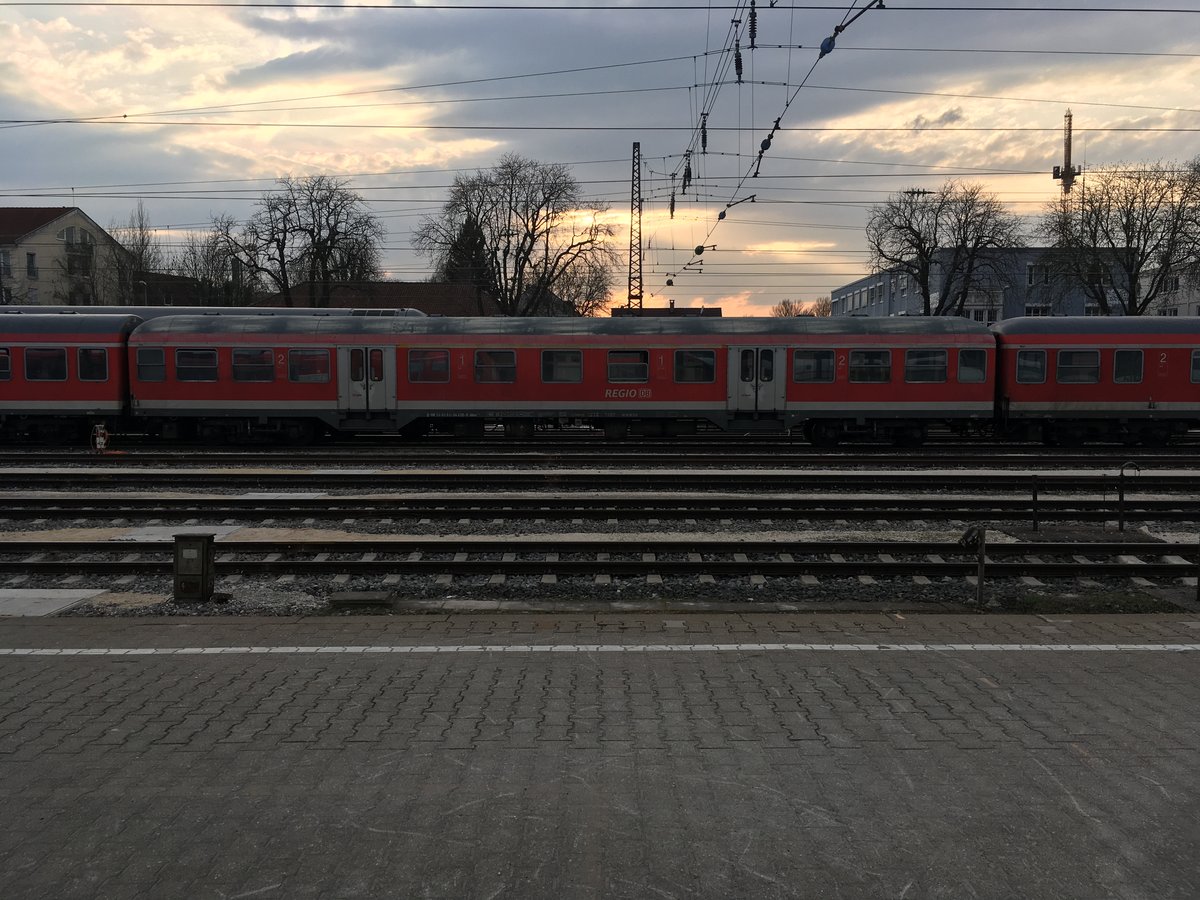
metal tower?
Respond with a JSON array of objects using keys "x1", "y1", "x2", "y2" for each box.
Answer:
[
  {"x1": 1053, "y1": 109, "x2": 1081, "y2": 194},
  {"x1": 627, "y1": 142, "x2": 643, "y2": 307}
]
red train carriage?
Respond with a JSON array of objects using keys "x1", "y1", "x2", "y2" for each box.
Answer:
[
  {"x1": 128, "y1": 316, "x2": 351, "y2": 443},
  {"x1": 779, "y1": 317, "x2": 995, "y2": 446},
  {"x1": 0, "y1": 314, "x2": 140, "y2": 441},
  {"x1": 993, "y1": 317, "x2": 1200, "y2": 445},
  {"x1": 128, "y1": 314, "x2": 996, "y2": 445}
]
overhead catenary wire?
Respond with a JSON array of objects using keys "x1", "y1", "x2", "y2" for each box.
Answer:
[{"x1": 7, "y1": 5, "x2": 1195, "y2": 307}]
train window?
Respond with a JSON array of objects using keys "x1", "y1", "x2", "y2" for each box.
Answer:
[
  {"x1": 1193, "y1": 351, "x2": 1200, "y2": 384},
  {"x1": 409, "y1": 349, "x2": 450, "y2": 383},
  {"x1": 1016, "y1": 350, "x2": 1046, "y2": 384},
  {"x1": 542, "y1": 350, "x2": 582, "y2": 383},
  {"x1": 78, "y1": 348, "x2": 108, "y2": 382},
  {"x1": 137, "y1": 348, "x2": 165, "y2": 382},
  {"x1": 849, "y1": 350, "x2": 891, "y2": 384},
  {"x1": 759, "y1": 350, "x2": 775, "y2": 383},
  {"x1": 958, "y1": 349, "x2": 987, "y2": 383},
  {"x1": 0, "y1": 349, "x2": 9, "y2": 381},
  {"x1": 1056, "y1": 349, "x2": 1099, "y2": 384},
  {"x1": 739, "y1": 349, "x2": 756, "y2": 383},
  {"x1": 176, "y1": 349, "x2": 218, "y2": 382},
  {"x1": 233, "y1": 348, "x2": 275, "y2": 383},
  {"x1": 674, "y1": 350, "x2": 716, "y2": 383},
  {"x1": 370, "y1": 349, "x2": 384, "y2": 383},
  {"x1": 1114, "y1": 350, "x2": 1143, "y2": 384},
  {"x1": 608, "y1": 350, "x2": 648, "y2": 383},
  {"x1": 474, "y1": 350, "x2": 516, "y2": 384},
  {"x1": 349, "y1": 349, "x2": 364, "y2": 382},
  {"x1": 905, "y1": 349, "x2": 947, "y2": 383},
  {"x1": 793, "y1": 350, "x2": 834, "y2": 383},
  {"x1": 25, "y1": 348, "x2": 67, "y2": 381},
  {"x1": 288, "y1": 349, "x2": 331, "y2": 384}
]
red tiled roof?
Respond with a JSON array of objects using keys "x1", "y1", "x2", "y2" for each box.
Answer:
[
  {"x1": 255, "y1": 282, "x2": 503, "y2": 316},
  {"x1": 0, "y1": 207, "x2": 75, "y2": 244}
]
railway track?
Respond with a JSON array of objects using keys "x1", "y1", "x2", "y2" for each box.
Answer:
[
  {"x1": 4, "y1": 537, "x2": 1198, "y2": 583},
  {"x1": 0, "y1": 469, "x2": 1192, "y2": 493},
  {"x1": 2, "y1": 448, "x2": 1199, "y2": 468},
  {"x1": 2, "y1": 491, "x2": 1198, "y2": 525}
]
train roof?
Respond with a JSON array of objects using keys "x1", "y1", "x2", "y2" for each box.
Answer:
[
  {"x1": 0, "y1": 305, "x2": 424, "y2": 320},
  {"x1": 131, "y1": 314, "x2": 993, "y2": 339},
  {"x1": 0, "y1": 313, "x2": 143, "y2": 336},
  {"x1": 992, "y1": 316, "x2": 1200, "y2": 336}
]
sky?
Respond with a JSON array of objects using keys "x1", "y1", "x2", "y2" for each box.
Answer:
[{"x1": 3, "y1": 1, "x2": 1200, "y2": 316}]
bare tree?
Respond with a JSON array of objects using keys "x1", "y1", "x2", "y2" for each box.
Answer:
[
  {"x1": 414, "y1": 153, "x2": 618, "y2": 316},
  {"x1": 551, "y1": 256, "x2": 615, "y2": 317},
  {"x1": 112, "y1": 200, "x2": 166, "y2": 275},
  {"x1": 171, "y1": 229, "x2": 244, "y2": 306},
  {"x1": 1038, "y1": 160, "x2": 1200, "y2": 315},
  {"x1": 214, "y1": 176, "x2": 384, "y2": 307},
  {"x1": 105, "y1": 200, "x2": 165, "y2": 303},
  {"x1": 771, "y1": 299, "x2": 806, "y2": 317},
  {"x1": 807, "y1": 295, "x2": 832, "y2": 317},
  {"x1": 866, "y1": 182, "x2": 1024, "y2": 316}
]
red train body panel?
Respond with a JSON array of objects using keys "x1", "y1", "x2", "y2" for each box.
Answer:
[
  {"x1": 124, "y1": 315, "x2": 996, "y2": 442},
  {"x1": 4, "y1": 311, "x2": 1200, "y2": 446},
  {"x1": 993, "y1": 317, "x2": 1200, "y2": 444},
  {"x1": 0, "y1": 315, "x2": 140, "y2": 439}
]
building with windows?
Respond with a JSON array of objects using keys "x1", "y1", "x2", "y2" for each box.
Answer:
[
  {"x1": 0, "y1": 207, "x2": 130, "y2": 306},
  {"x1": 1142, "y1": 267, "x2": 1200, "y2": 317},
  {"x1": 831, "y1": 247, "x2": 1112, "y2": 320}
]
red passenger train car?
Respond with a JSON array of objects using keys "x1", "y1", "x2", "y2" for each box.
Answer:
[
  {"x1": 993, "y1": 317, "x2": 1200, "y2": 445},
  {"x1": 0, "y1": 314, "x2": 141, "y2": 440},
  {"x1": 11, "y1": 310, "x2": 1198, "y2": 448},
  {"x1": 126, "y1": 314, "x2": 997, "y2": 444}
]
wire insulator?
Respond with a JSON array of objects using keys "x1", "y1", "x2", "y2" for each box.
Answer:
[
  {"x1": 700, "y1": 113, "x2": 708, "y2": 154},
  {"x1": 734, "y1": 41, "x2": 743, "y2": 83},
  {"x1": 669, "y1": 190, "x2": 676, "y2": 219},
  {"x1": 682, "y1": 155, "x2": 692, "y2": 194},
  {"x1": 749, "y1": 0, "x2": 757, "y2": 49}
]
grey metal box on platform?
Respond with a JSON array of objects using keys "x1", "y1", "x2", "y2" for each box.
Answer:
[{"x1": 174, "y1": 533, "x2": 215, "y2": 602}]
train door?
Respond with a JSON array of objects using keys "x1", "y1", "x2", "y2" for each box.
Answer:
[
  {"x1": 338, "y1": 346, "x2": 393, "y2": 417},
  {"x1": 728, "y1": 346, "x2": 786, "y2": 416}
]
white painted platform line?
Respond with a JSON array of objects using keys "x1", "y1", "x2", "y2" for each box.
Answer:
[
  {"x1": 0, "y1": 590, "x2": 106, "y2": 617},
  {"x1": 2, "y1": 643, "x2": 1199, "y2": 656}
]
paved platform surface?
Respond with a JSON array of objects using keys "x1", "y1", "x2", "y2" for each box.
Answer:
[
  {"x1": 0, "y1": 590, "x2": 106, "y2": 617},
  {"x1": 2, "y1": 613, "x2": 1199, "y2": 899}
]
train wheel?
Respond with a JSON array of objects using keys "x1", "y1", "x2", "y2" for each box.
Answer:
[
  {"x1": 282, "y1": 420, "x2": 316, "y2": 446},
  {"x1": 603, "y1": 421, "x2": 629, "y2": 441},
  {"x1": 1138, "y1": 426, "x2": 1171, "y2": 448},
  {"x1": 807, "y1": 421, "x2": 840, "y2": 448},
  {"x1": 504, "y1": 420, "x2": 536, "y2": 440},
  {"x1": 892, "y1": 425, "x2": 926, "y2": 448}
]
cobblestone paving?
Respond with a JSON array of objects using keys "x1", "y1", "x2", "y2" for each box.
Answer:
[{"x1": 1, "y1": 614, "x2": 1198, "y2": 899}]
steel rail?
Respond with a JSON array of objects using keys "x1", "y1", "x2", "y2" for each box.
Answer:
[
  {"x1": 1, "y1": 449, "x2": 1198, "y2": 468},
  {"x1": 0, "y1": 470, "x2": 1196, "y2": 491},
  {"x1": 0, "y1": 538, "x2": 1184, "y2": 555},
  {"x1": 2, "y1": 496, "x2": 1198, "y2": 522},
  {"x1": 1, "y1": 538, "x2": 1195, "y2": 579}
]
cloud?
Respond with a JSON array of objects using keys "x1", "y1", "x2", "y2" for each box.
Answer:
[
  {"x1": 222, "y1": 46, "x2": 360, "y2": 89},
  {"x1": 905, "y1": 106, "x2": 965, "y2": 131}
]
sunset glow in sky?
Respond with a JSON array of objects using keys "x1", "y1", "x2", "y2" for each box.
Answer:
[{"x1": 4, "y1": 2, "x2": 1200, "y2": 315}]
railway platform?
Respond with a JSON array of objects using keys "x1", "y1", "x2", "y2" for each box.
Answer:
[{"x1": 1, "y1": 612, "x2": 1198, "y2": 899}]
